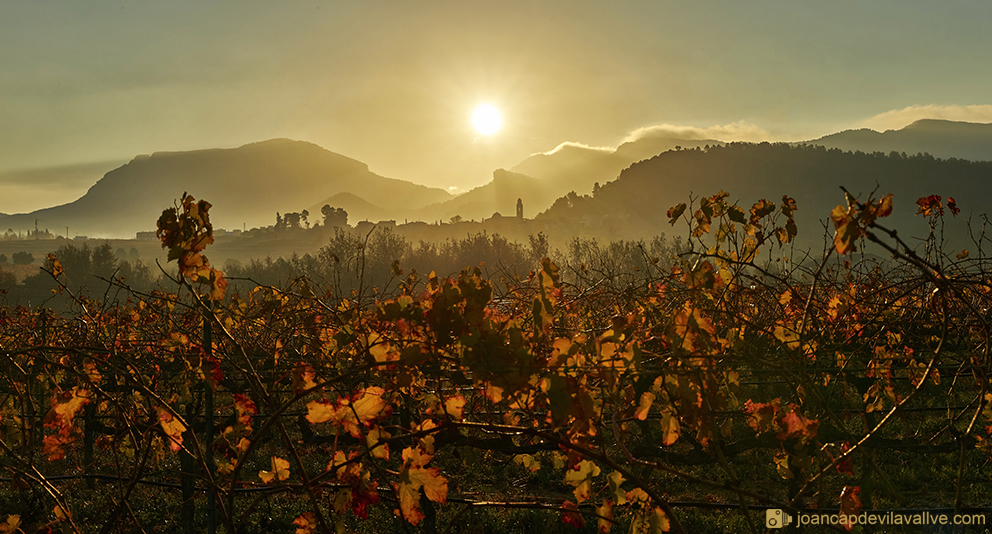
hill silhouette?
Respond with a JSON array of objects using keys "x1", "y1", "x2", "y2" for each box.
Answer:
[
  {"x1": 536, "y1": 143, "x2": 992, "y2": 250},
  {"x1": 806, "y1": 119, "x2": 992, "y2": 162},
  {"x1": 511, "y1": 136, "x2": 718, "y2": 198},
  {"x1": 414, "y1": 135, "x2": 721, "y2": 223},
  {"x1": 0, "y1": 139, "x2": 451, "y2": 237}
]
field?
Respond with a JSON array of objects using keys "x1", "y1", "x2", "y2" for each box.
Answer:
[{"x1": 2, "y1": 191, "x2": 992, "y2": 534}]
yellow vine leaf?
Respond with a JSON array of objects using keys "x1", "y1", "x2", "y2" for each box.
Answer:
[
  {"x1": 597, "y1": 500, "x2": 613, "y2": 533},
  {"x1": 513, "y1": 453, "x2": 541, "y2": 473},
  {"x1": 564, "y1": 459, "x2": 601, "y2": 503},
  {"x1": 54, "y1": 504, "x2": 71, "y2": 521},
  {"x1": 0, "y1": 515, "x2": 21, "y2": 534},
  {"x1": 635, "y1": 392, "x2": 654, "y2": 421},
  {"x1": 607, "y1": 471, "x2": 627, "y2": 505}
]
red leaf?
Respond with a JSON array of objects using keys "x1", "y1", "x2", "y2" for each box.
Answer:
[{"x1": 562, "y1": 501, "x2": 586, "y2": 528}]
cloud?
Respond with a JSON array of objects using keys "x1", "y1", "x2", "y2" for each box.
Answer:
[
  {"x1": 542, "y1": 141, "x2": 615, "y2": 155},
  {"x1": 859, "y1": 105, "x2": 992, "y2": 132},
  {"x1": 621, "y1": 121, "x2": 774, "y2": 144},
  {"x1": 533, "y1": 121, "x2": 777, "y2": 157}
]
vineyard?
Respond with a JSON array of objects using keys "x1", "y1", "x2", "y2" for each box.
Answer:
[{"x1": 2, "y1": 190, "x2": 992, "y2": 534}]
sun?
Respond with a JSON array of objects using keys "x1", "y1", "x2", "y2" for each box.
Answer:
[{"x1": 472, "y1": 104, "x2": 502, "y2": 135}]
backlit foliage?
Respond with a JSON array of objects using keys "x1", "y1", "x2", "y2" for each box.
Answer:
[{"x1": 1, "y1": 189, "x2": 991, "y2": 533}]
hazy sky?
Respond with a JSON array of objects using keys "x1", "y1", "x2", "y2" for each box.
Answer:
[{"x1": 2, "y1": 0, "x2": 991, "y2": 212}]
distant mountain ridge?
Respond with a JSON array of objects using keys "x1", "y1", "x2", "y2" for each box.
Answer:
[
  {"x1": 409, "y1": 135, "x2": 723, "y2": 223},
  {"x1": 804, "y1": 119, "x2": 992, "y2": 162},
  {"x1": 4, "y1": 119, "x2": 992, "y2": 240},
  {"x1": 536, "y1": 142, "x2": 992, "y2": 249},
  {"x1": 0, "y1": 139, "x2": 451, "y2": 238}
]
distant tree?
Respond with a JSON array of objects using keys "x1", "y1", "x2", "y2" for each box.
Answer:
[
  {"x1": 283, "y1": 212, "x2": 302, "y2": 230},
  {"x1": 115, "y1": 248, "x2": 128, "y2": 262},
  {"x1": 321, "y1": 205, "x2": 348, "y2": 228},
  {"x1": 92, "y1": 243, "x2": 117, "y2": 278},
  {"x1": 0, "y1": 269, "x2": 16, "y2": 289},
  {"x1": 528, "y1": 232, "x2": 549, "y2": 265},
  {"x1": 301, "y1": 209, "x2": 310, "y2": 228},
  {"x1": 0, "y1": 254, "x2": 7, "y2": 264},
  {"x1": 56, "y1": 244, "x2": 93, "y2": 282},
  {"x1": 129, "y1": 247, "x2": 140, "y2": 262},
  {"x1": 116, "y1": 259, "x2": 152, "y2": 288},
  {"x1": 12, "y1": 252, "x2": 33, "y2": 265},
  {"x1": 275, "y1": 212, "x2": 285, "y2": 230}
]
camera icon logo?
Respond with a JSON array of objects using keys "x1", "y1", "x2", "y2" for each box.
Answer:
[{"x1": 766, "y1": 509, "x2": 792, "y2": 529}]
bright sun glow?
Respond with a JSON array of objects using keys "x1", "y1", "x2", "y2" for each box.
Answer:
[{"x1": 472, "y1": 105, "x2": 502, "y2": 135}]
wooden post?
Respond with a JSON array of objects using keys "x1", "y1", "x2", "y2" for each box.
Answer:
[
  {"x1": 204, "y1": 314, "x2": 217, "y2": 534},
  {"x1": 180, "y1": 402, "x2": 196, "y2": 534},
  {"x1": 84, "y1": 402, "x2": 96, "y2": 489}
]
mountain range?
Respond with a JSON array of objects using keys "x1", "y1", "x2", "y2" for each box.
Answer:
[
  {"x1": 393, "y1": 119, "x2": 992, "y2": 224},
  {"x1": 0, "y1": 119, "x2": 989, "y2": 240},
  {"x1": 806, "y1": 119, "x2": 992, "y2": 162},
  {"x1": 0, "y1": 139, "x2": 450, "y2": 237},
  {"x1": 536, "y1": 141, "x2": 992, "y2": 251}
]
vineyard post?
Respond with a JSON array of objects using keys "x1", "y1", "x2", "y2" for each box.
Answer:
[
  {"x1": 203, "y1": 303, "x2": 217, "y2": 534},
  {"x1": 83, "y1": 401, "x2": 96, "y2": 489},
  {"x1": 180, "y1": 403, "x2": 196, "y2": 534}
]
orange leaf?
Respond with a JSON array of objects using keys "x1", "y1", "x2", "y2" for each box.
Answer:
[
  {"x1": 305, "y1": 399, "x2": 336, "y2": 424},
  {"x1": 292, "y1": 512, "x2": 317, "y2": 534},
  {"x1": 878, "y1": 193, "x2": 893, "y2": 217},
  {"x1": 47, "y1": 253, "x2": 64, "y2": 277},
  {"x1": 839, "y1": 486, "x2": 862, "y2": 530},
  {"x1": 634, "y1": 392, "x2": 654, "y2": 421},
  {"x1": 259, "y1": 456, "x2": 290, "y2": 484},
  {"x1": 233, "y1": 394, "x2": 257, "y2": 426},
  {"x1": 292, "y1": 364, "x2": 318, "y2": 394},
  {"x1": 395, "y1": 446, "x2": 448, "y2": 525},
  {"x1": 659, "y1": 408, "x2": 680, "y2": 446},
  {"x1": 42, "y1": 434, "x2": 69, "y2": 461},
  {"x1": 444, "y1": 395, "x2": 466, "y2": 420},
  {"x1": 365, "y1": 425, "x2": 391, "y2": 460},
  {"x1": 54, "y1": 505, "x2": 71, "y2": 521},
  {"x1": 343, "y1": 387, "x2": 389, "y2": 437},
  {"x1": 157, "y1": 407, "x2": 186, "y2": 453},
  {"x1": 45, "y1": 387, "x2": 91, "y2": 430}
]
